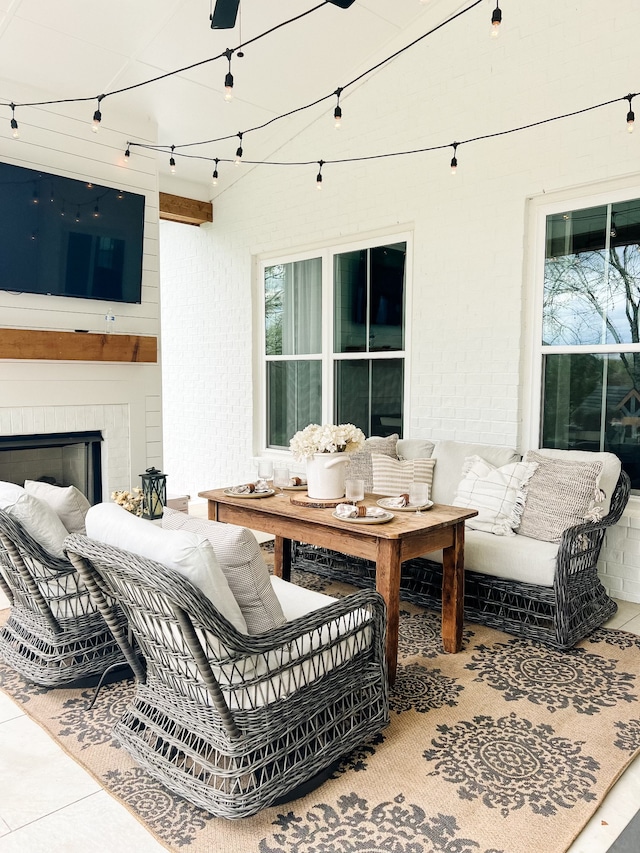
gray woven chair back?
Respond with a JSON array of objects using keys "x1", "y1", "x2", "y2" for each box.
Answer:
[
  {"x1": 0, "y1": 507, "x2": 127, "y2": 687},
  {"x1": 64, "y1": 532, "x2": 389, "y2": 818}
]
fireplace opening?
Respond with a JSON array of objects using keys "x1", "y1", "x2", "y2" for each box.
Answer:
[{"x1": 0, "y1": 431, "x2": 103, "y2": 504}]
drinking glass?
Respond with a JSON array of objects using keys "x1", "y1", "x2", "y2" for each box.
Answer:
[
  {"x1": 273, "y1": 465, "x2": 289, "y2": 497},
  {"x1": 257, "y1": 459, "x2": 273, "y2": 481},
  {"x1": 409, "y1": 481, "x2": 429, "y2": 514},
  {"x1": 345, "y1": 478, "x2": 365, "y2": 505}
]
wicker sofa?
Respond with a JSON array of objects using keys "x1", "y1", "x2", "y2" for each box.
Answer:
[{"x1": 292, "y1": 438, "x2": 631, "y2": 649}]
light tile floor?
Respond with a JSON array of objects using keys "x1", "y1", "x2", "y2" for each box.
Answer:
[{"x1": 0, "y1": 588, "x2": 638, "y2": 853}]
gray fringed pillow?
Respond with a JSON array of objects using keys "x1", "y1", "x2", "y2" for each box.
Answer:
[
  {"x1": 344, "y1": 434, "x2": 399, "y2": 493},
  {"x1": 517, "y1": 451, "x2": 605, "y2": 543}
]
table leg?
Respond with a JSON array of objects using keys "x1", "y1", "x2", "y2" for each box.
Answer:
[
  {"x1": 375, "y1": 538, "x2": 402, "y2": 685},
  {"x1": 274, "y1": 536, "x2": 291, "y2": 582},
  {"x1": 206, "y1": 500, "x2": 218, "y2": 521},
  {"x1": 441, "y1": 520, "x2": 465, "y2": 653}
]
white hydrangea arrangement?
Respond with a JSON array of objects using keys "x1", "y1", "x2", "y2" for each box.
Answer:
[{"x1": 290, "y1": 423, "x2": 366, "y2": 460}]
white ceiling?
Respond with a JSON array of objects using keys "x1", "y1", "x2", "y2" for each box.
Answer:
[{"x1": 0, "y1": 0, "x2": 465, "y2": 195}]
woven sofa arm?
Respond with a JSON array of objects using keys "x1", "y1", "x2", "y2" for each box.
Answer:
[{"x1": 555, "y1": 470, "x2": 630, "y2": 584}]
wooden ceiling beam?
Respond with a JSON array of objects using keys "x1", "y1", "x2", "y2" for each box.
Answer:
[{"x1": 159, "y1": 192, "x2": 213, "y2": 226}]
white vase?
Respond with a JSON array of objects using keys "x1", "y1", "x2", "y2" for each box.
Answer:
[{"x1": 306, "y1": 452, "x2": 349, "y2": 500}]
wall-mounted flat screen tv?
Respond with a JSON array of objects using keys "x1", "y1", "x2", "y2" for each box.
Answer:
[{"x1": 0, "y1": 161, "x2": 145, "y2": 304}]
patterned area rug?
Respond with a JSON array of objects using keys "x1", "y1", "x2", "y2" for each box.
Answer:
[{"x1": 1, "y1": 564, "x2": 640, "y2": 853}]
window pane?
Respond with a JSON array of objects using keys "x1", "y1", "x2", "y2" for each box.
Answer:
[
  {"x1": 264, "y1": 258, "x2": 322, "y2": 356},
  {"x1": 369, "y1": 243, "x2": 405, "y2": 351},
  {"x1": 334, "y1": 250, "x2": 367, "y2": 353},
  {"x1": 333, "y1": 242, "x2": 406, "y2": 354},
  {"x1": 267, "y1": 360, "x2": 322, "y2": 448},
  {"x1": 543, "y1": 202, "x2": 640, "y2": 346},
  {"x1": 542, "y1": 352, "x2": 640, "y2": 489},
  {"x1": 334, "y1": 358, "x2": 403, "y2": 438}
]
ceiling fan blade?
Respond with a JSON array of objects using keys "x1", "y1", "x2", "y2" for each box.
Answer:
[{"x1": 210, "y1": 0, "x2": 240, "y2": 29}]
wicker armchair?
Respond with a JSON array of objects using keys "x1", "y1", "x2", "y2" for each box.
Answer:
[
  {"x1": 65, "y1": 533, "x2": 389, "y2": 819},
  {"x1": 0, "y1": 507, "x2": 129, "y2": 687},
  {"x1": 292, "y1": 471, "x2": 631, "y2": 650}
]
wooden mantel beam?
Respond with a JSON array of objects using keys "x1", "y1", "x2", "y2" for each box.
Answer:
[{"x1": 159, "y1": 192, "x2": 213, "y2": 226}]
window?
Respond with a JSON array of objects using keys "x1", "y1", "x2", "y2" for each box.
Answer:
[
  {"x1": 539, "y1": 198, "x2": 640, "y2": 489},
  {"x1": 262, "y1": 237, "x2": 408, "y2": 450}
]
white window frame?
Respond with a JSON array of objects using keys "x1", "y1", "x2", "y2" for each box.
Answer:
[
  {"x1": 256, "y1": 230, "x2": 412, "y2": 457},
  {"x1": 523, "y1": 177, "x2": 640, "y2": 454}
]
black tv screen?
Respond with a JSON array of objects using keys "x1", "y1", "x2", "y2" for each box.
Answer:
[{"x1": 0, "y1": 161, "x2": 145, "y2": 304}]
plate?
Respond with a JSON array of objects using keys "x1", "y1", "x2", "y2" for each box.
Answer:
[
  {"x1": 332, "y1": 510, "x2": 394, "y2": 524},
  {"x1": 283, "y1": 484, "x2": 308, "y2": 491},
  {"x1": 376, "y1": 498, "x2": 434, "y2": 512},
  {"x1": 223, "y1": 488, "x2": 275, "y2": 499}
]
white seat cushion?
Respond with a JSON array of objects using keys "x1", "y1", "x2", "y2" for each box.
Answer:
[
  {"x1": 24, "y1": 480, "x2": 91, "y2": 534},
  {"x1": 162, "y1": 507, "x2": 286, "y2": 634},
  {"x1": 85, "y1": 503, "x2": 247, "y2": 633},
  {"x1": 425, "y1": 528, "x2": 559, "y2": 587}
]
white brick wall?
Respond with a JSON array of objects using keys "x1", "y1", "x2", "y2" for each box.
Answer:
[
  {"x1": 159, "y1": 0, "x2": 640, "y2": 601},
  {"x1": 0, "y1": 82, "x2": 163, "y2": 489}
]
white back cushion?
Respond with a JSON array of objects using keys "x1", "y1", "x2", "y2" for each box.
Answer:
[
  {"x1": 431, "y1": 441, "x2": 521, "y2": 505},
  {"x1": 24, "y1": 480, "x2": 91, "y2": 534},
  {"x1": 162, "y1": 507, "x2": 285, "y2": 634},
  {"x1": 85, "y1": 503, "x2": 247, "y2": 633},
  {"x1": 0, "y1": 490, "x2": 69, "y2": 558}
]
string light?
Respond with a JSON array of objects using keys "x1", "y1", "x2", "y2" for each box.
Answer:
[
  {"x1": 491, "y1": 2, "x2": 502, "y2": 37},
  {"x1": 169, "y1": 145, "x2": 176, "y2": 174},
  {"x1": 333, "y1": 88, "x2": 343, "y2": 129},
  {"x1": 124, "y1": 144, "x2": 131, "y2": 161},
  {"x1": 450, "y1": 142, "x2": 458, "y2": 175},
  {"x1": 91, "y1": 95, "x2": 104, "y2": 133},
  {"x1": 316, "y1": 160, "x2": 324, "y2": 189},
  {"x1": 224, "y1": 48, "x2": 234, "y2": 101},
  {"x1": 212, "y1": 158, "x2": 220, "y2": 185},
  {"x1": 235, "y1": 132, "x2": 243, "y2": 165},
  {"x1": 93, "y1": 204, "x2": 100, "y2": 218},
  {"x1": 10, "y1": 103, "x2": 19, "y2": 139},
  {"x1": 626, "y1": 94, "x2": 635, "y2": 133}
]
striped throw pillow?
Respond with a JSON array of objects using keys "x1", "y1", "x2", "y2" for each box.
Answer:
[{"x1": 371, "y1": 454, "x2": 436, "y2": 498}]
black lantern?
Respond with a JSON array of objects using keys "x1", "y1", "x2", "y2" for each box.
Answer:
[{"x1": 140, "y1": 467, "x2": 167, "y2": 520}]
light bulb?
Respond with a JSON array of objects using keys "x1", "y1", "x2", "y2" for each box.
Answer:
[
  {"x1": 92, "y1": 109, "x2": 101, "y2": 133},
  {"x1": 224, "y1": 72, "x2": 234, "y2": 102},
  {"x1": 491, "y1": 4, "x2": 502, "y2": 37},
  {"x1": 316, "y1": 174, "x2": 323, "y2": 190},
  {"x1": 170, "y1": 156, "x2": 176, "y2": 174},
  {"x1": 334, "y1": 105, "x2": 342, "y2": 129},
  {"x1": 450, "y1": 156, "x2": 457, "y2": 175},
  {"x1": 627, "y1": 109, "x2": 635, "y2": 133},
  {"x1": 10, "y1": 118, "x2": 19, "y2": 139},
  {"x1": 235, "y1": 146, "x2": 243, "y2": 165},
  {"x1": 212, "y1": 169, "x2": 219, "y2": 186}
]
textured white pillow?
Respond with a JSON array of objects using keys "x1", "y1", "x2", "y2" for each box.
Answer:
[
  {"x1": 452, "y1": 455, "x2": 538, "y2": 536},
  {"x1": 370, "y1": 454, "x2": 436, "y2": 497},
  {"x1": 2, "y1": 492, "x2": 70, "y2": 557},
  {"x1": 24, "y1": 480, "x2": 91, "y2": 534},
  {"x1": 162, "y1": 507, "x2": 286, "y2": 634},
  {"x1": 85, "y1": 503, "x2": 247, "y2": 633}
]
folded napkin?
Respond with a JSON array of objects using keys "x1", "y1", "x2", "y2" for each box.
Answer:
[
  {"x1": 385, "y1": 495, "x2": 410, "y2": 508},
  {"x1": 335, "y1": 503, "x2": 389, "y2": 519},
  {"x1": 229, "y1": 480, "x2": 271, "y2": 494},
  {"x1": 288, "y1": 476, "x2": 307, "y2": 487}
]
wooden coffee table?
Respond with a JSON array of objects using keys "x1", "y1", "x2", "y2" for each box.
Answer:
[{"x1": 198, "y1": 488, "x2": 477, "y2": 683}]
